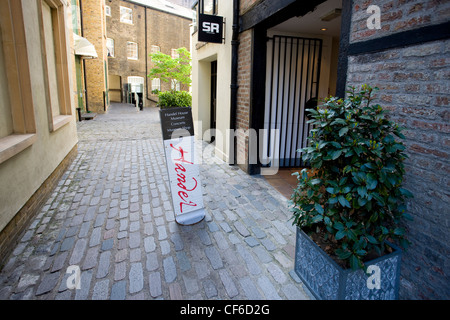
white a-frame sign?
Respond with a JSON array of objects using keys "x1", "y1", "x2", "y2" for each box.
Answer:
[{"x1": 159, "y1": 107, "x2": 205, "y2": 225}]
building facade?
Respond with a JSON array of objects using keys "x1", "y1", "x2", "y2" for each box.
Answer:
[
  {"x1": 81, "y1": 0, "x2": 111, "y2": 113},
  {"x1": 0, "y1": 0, "x2": 78, "y2": 265},
  {"x1": 191, "y1": 0, "x2": 449, "y2": 299},
  {"x1": 105, "y1": 0, "x2": 192, "y2": 107}
]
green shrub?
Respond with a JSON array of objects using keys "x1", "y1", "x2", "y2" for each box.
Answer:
[
  {"x1": 289, "y1": 84, "x2": 413, "y2": 270},
  {"x1": 158, "y1": 91, "x2": 191, "y2": 109}
]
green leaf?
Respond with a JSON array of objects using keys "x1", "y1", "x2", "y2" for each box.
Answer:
[
  {"x1": 335, "y1": 230, "x2": 346, "y2": 240},
  {"x1": 331, "y1": 119, "x2": 347, "y2": 125},
  {"x1": 366, "y1": 173, "x2": 378, "y2": 190},
  {"x1": 312, "y1": 215, "x2": 323, "y2": 223},
  {"x1": 334, "y1": 222, "x2": 345, "y2": 230},
  {"x1": 338, "y1": 195, "x2": 351, "y2": 208},
  {"x1": 349, "y1": 255, "x2": 361, "y2": 270},
  {"x1": 330, "y1": 149, "x2": 343, "y2": 160},
  {"x1": 366, "y1": 235, "x2": 378, "y2": 244},
  {"x1": 393, "y1": 227, "x2": 405, "y2": 236},
  {"x1": 314, "y1": 203, "x2": 324, "y2": 214},
  {"x1": 339, "y1": 127, "x2": 349, "y2": 137},
  {"x1": 357, "y1": 186, "x2": 367, "y2": 197},
  {"x1": 328, "y1": 196, "x2": 338, "y2": 204},
  {"x1": 310, "y1": 178, "x2": 322, "y2": 185},
  {"x1": 336, "y1": 248, "x2": 351, "y2": 260},
  {"x1": 399, "y1": 188, "x2": 414, "y2": 198}
]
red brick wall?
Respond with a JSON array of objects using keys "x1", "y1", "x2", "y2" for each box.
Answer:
[
  {"x1": 351, "y1": 0, "x2": 450, "y2": 42},
  {"x1": 240, "y1": 0, "x2": 261, "y2": 14},
  {"x1": 236, "y1": 29, "x2": 252, "y2": 169}
]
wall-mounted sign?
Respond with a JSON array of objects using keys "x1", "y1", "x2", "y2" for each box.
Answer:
[
  {"x1": 159, "y1": 107, "x2": 205, "y2": 225},
  {"x1": 198, "y1": 13, "x2": 224, "y2": 44}
]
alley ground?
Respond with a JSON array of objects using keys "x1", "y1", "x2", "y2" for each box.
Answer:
[{"x1": 0, "y1": 103, "x2": 312, "y2": 300}]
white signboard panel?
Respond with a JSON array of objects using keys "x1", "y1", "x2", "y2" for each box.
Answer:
[{"x1": 160, "y1": 107, "x2": 205, "y2": 225}]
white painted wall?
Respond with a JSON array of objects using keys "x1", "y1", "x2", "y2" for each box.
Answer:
[
  {"x1": 0, "y1": 0, "x2": 78, "y2": 232},
  {"x1": 191, "y1": 0, "x2": 233, "y2": 163}
]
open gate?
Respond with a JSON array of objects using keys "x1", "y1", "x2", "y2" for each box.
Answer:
[{"x1": 262, "y1": 35, "x2": 322, "y2": 168}]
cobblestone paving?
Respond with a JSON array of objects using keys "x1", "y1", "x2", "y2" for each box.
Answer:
[{"x1": 0, "y1": 104, "x2": 313, "y2": 300}]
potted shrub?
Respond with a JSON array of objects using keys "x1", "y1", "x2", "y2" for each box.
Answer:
[{"x1": 289, "y1": 85, "x2": 413, "y2": 300}]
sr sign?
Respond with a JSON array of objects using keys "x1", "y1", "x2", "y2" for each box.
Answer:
[{"x1": 198, "y1": 13, "x2": 224, "y2": 44}]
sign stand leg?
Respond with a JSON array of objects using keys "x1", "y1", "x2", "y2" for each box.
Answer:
[{"x1": 175, "y1": 208, "x2": 206, "y2": 226}]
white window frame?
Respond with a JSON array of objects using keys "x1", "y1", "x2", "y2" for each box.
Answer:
[
  {"x1": 171, "y1": 49, "x2": 180, "y2": 59},
  {"x1": 105, "y1": 5, "x2": 111, "y2": 17},
  {"x1": 127, "y1": 41, "x2": 138, "y2": 60},
  {"x1": 151, "y1": 45, "x2": 160, "y2": 54},
  {"x1": 106, "y1": 38, "x2": 114, "y2": 57},
  {"x1": 127, "y1": 76, "x2": 144, "y2": 93},
  {"x1": 39, "y1": 0, "x2": 72, "y2": 132},
  {"x1": 151, "y1": 78, "x2": 161, "y2": 92},
  {"x1": 120, "y1": 6, "x2": 133, "y2": 24},
  {"x1": 171, "y1": 80, "x2": 181, "y2": 91}
]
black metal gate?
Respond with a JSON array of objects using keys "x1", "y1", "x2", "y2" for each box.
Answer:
[{"x1": 262, "y1": 35, "x2": 322, "y2": 168}]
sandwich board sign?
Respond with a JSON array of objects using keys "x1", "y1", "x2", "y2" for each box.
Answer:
[{"x1": 159, "y1": 107, "x2": 205, "y2": 225}]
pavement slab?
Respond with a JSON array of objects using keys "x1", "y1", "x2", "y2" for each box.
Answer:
[{"x1": 0, "y1": 103, "x2": 313, "y2": 300}]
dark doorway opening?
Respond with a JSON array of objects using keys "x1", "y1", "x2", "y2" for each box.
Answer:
[{"x1": 210, "y1": 60, "x2": 217, "y2": 142}]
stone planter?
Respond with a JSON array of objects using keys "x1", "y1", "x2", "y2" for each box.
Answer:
[{"x1": 294, "y1": 227, "x2": 401, "y2": 300}]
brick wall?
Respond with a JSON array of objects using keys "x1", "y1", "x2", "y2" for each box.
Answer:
[
  {"x1": 106, "y1": 0, "x2": 191, "y2": 107},
  {"x1": 240, "y1": 0, "x2": 260, "y2": 14},
  {"x1": 347, "y1": 1, "x2": 449, "y2": 299},
  {"x1": 351, "y1": 0, "x2": 450, "y2": 43},
  {"x1": 82, "y1": 0, "x2": 109, "y2": 113},
  {"x1": 236, "y1": 29, "x2": 252, "y2": 170}
]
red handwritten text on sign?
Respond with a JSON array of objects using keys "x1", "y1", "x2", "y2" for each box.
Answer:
[{"x1": 170, "y1": 143, "x2": 198, "y2": 213}]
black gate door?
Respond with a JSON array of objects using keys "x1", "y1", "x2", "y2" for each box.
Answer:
[{"x1": 262, "y1": 35, "x2": 322, "y2": 168}]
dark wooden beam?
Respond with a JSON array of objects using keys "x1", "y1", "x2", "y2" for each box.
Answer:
[
  {"x1": 335, "y1": 0, "x2": 353, "y2": 98},
  {"x1": 241, "y1": 0, "x2": 326, "y2": 32},
  {"x1": 348, "y1": 20, "x2": 450, "y2": 56}
]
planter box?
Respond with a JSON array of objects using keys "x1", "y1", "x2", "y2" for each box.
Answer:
[{"x1": 294, "y1": 227, "x2": 401, "y2": 300}]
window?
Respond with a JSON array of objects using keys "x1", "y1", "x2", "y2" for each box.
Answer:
[
  {"x1": 0, "y1": 0, "x2": 37, "y2": 164},
  {"x1": 200, "y1": 0, "x2": 218, "y2": 15},
  {"x1": 127, "y1": 41, "x2": 138, "y2": 60},
  {"x1": 105, "y1": 5, "x2": 111, "y2": 16},
  {"x1": 171, "y1": 80, "x2": 181, "y2": 91},
  {"x1": 151, "y1": 78, "x2": 161, "y2": 92},
  {"x1": 151, "y1": 45, "x2": 160, "y2": 54},
  {"x1": 127, "y1": 76, "x2": 144, "y2": 93},
  {"x1": 120, "y1": 6, "x2": 133, "y2": 24},
  {"x1": 106, "y1": 38, "x2": 114, "y2": 57},
  {"x1": 39, "y1": 0, "x2": 72, "y2": 132},
  {"x1": 171, "y1": 49, "x2": 180, "y2": 59}
]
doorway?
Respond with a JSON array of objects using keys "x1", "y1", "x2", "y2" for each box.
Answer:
[
  {"x1": 263, "y1": 35, "x2": 322, "y2": 168},
  {"x1": 210, "y1": 60, "x2": 217, "y2": 142},
  {"x1": 259, "y1": 0, "x2": 342, "y2": 171}
]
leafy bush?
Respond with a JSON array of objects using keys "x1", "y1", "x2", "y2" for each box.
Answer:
[
  {"x1": 289, "y1": 85, "x2": 413, "y2": 270},
  {"x1": 158, "y1": 90, "x2": 191, "y2": 109}
]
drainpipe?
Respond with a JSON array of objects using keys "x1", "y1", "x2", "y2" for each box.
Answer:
[
  {"x1": 145, "y1": 8, "x2": 151, "y2": 103},
  {"x1": 229, "y1": 0, "x2": 240, "y2": 165},
  {"x1": 79, "y1": 0, "x2": 89, "y2": 113}
]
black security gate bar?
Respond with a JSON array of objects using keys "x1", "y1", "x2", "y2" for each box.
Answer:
[{"x1": 263, "y1": 35, "x2": 322, "y2": 168}]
